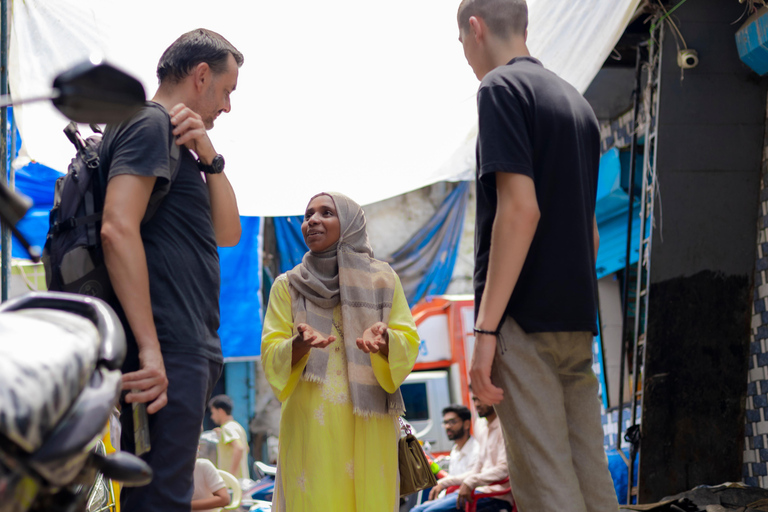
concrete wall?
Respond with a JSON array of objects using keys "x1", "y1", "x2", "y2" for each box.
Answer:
[{"x1": 638, "y1": 0, "x2": 766, "y2": 501}]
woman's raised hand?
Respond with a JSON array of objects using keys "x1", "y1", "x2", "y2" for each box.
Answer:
[
  {"x1": 292, "y1": 323, "x2": 336, "y2": 365},
  {"x1": 355, "y1": 322, "x2": 389, "y2": 357},
  {"x1": 297, "y1": 323, "x2": 336, "y2": 348}
]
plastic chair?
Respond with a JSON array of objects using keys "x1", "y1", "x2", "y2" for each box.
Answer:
[
  {"x1": 465, "y1": 477, "x2": 515, "y2": 512},
  {"x1": 214, "y1": 470, "x2": 242, "y2": 512}
]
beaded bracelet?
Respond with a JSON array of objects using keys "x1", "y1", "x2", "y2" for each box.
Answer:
[{"x1": 473, "y1": 327, "x2": 500, "y2": 336}]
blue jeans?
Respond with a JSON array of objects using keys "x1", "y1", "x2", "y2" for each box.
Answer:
[
  {"x1": 411, "y1": 491, "x2": 512, "y2": 512},
  {"x1": 120, "y1": 350, "x2": 222, "y2": 512}
]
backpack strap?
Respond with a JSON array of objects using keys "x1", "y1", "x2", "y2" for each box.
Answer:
[
  {"x1": 142, "y1": 105, "x2": 183, "y2": 224},
  {"x1": 51, "y1": 212, "x2": 103, "y2": 235}
]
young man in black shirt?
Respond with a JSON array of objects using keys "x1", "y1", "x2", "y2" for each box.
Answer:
[
  {"x1": 457, "y1": 1, "x2": 618, "y2": 510},
  {"x1": 100, "y1": 29, "x2": 243, "y2": 512}
]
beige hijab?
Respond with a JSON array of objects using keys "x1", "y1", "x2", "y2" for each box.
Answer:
[{"x1": 285, "y1": 192, "x2": 405, "y2": 417}]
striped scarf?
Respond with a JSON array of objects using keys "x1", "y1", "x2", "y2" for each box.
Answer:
[{"x1": 286, "y1": 192, "x2": 405, "y2": 417}]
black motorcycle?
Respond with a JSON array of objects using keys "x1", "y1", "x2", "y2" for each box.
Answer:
[
  {"x1": 0, "y1": 59, "x2": 154, "y2": 512},
  {"x1": 0, "y1": 292, "x2": 151, "y2": 512}
]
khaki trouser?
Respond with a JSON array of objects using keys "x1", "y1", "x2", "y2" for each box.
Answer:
[{"x1": 491, "y1": 317, "x2": 619, "y2": 512}]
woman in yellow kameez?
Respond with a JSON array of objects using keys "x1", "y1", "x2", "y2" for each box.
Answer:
[{"x1": 261, "y1": 192, "x2": 420, "y2": 512}]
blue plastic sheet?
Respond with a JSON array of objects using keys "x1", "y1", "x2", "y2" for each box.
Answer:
[
  {"x1": 218, "y1": 216, "x2": 263, "y2": 359},
  {"x1": 273, "y1": 215, "x2": 305, "y2": 274},
  {"x1": 607, "y1": 448, "x2": 639, "y2": 505},
  {"x1": 595, "y1": 148, "x2": 643, "y2": 280},
  {"x1": 12, "y1": 162, "x2": 62, "y2": 259},
  {"x1": 389, "y1": 182, "x2": 469, "y2": 306}
]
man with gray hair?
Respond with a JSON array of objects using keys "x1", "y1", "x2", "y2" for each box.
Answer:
[
  {"x1": 457, "y1": 1, "x2": 618, "y2": 510},
  {"x1": 100, "y1": 28, "x2": 243, "y2": 512}
]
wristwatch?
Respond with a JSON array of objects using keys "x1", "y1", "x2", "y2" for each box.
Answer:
[{"x1": 198, "y1": 154, "x2": 225, "y2": 174}]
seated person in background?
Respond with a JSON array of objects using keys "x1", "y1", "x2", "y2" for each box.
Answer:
[
  {"x1": 440, "y1": 404, "x2": 480, "y2": 477},
  {"x1": 412, "y1": 396, "x2": 513, "y2": 512},
  {"x1": 208, "y1": 395, "x2": 250, "y2": 479},
  {"x1": 192, "y1": 457, "x2": 230, "y2": 511}
]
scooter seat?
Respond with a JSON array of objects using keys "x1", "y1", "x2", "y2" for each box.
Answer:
[{"x1": 0, "y1": 308, "x2": 100, "y2": 453}]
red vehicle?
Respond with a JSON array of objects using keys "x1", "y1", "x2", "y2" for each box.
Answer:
[{"x1": 400, "y1": 295, "x2": 476, "y2": 455}]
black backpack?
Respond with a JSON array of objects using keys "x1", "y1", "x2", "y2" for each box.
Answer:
[{"x1": 42, "y1": 110, "x2": 181, "y2": 301}]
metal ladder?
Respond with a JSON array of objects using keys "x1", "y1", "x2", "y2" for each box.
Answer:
[{"x1": 618, "y1": 20, "x2": 664, "y2": 505}]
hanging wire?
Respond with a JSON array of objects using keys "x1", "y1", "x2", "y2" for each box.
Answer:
[
  {"x1": 732, "y1": 2, "x2": 752, "y2": 25},
  {"x1": 657, "y1": 0, "x2": 688, "y2": 49}
]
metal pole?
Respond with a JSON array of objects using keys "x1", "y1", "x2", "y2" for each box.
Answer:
[
  {"x1": 1, "y1": 0, "x2": 10, "y2": 302},
  {"x1": 616, "y1": 43, "x2": 644, "y2": 453}
]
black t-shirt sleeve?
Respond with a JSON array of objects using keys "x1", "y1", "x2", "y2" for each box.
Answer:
[
  {"x1": 477, "y1": 84, "x2": 533, "y2": 180},
  {"x1": 107, "y1": 107, "x2": 172, "y2": 184}
]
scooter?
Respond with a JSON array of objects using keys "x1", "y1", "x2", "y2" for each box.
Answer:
[
  {"x1": 239, "y1": 461, "x2": 275, "y2": 512},
  {"x1": 0, "y1": 292, "x2": 152, "y2": 512},
  {"x1": 0, "y1": 58, "x2": 158, "y2": 512}
]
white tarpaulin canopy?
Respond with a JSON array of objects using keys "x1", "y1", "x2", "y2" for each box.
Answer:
[{"x1": 10, "y1": 0, "x2": 641, "y2": 216}]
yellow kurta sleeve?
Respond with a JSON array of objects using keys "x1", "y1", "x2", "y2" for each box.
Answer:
[
  {"x1": 371, "y1": 275, "x2": 420, "y2": 393},
  {"x1": 261, "y1": 275, "x2": 309, "y2": 402}
]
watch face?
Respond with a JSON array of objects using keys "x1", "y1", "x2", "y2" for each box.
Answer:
[{"x1": 212, "y1": 154, "x2": 225, "y2": 173}]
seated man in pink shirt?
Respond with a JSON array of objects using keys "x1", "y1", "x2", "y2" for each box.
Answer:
[{"x1": 412, "y1": 395, "x2": 513, "y2": 512}]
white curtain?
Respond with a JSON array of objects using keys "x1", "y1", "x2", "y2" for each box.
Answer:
[{"x1": 10, "y1": 0, "x2": 641, "y2": 216}]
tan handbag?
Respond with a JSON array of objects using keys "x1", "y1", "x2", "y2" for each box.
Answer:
[{"x1": 398, "y1": 418, "x2": 437, "y2": 497}]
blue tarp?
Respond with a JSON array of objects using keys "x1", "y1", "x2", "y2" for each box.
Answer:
[
  {"x1": 273, "y1": 215, "x2": 305, "y2": 274},
  {"x1": 595, "y1": 148, "x2": 643, "y2": 280},
  {"x1": 607, "y1": 448, "x2": 639, "y2": 505},
  {"x1": 218, "y1": 216, "x2": 263, "y2": 359},
  {"x1": 12, "y1": 162, "x2": 61, "y2": 259},
  {"x1": 388, "y1": 182, "x2": 469, "y2": 306}
]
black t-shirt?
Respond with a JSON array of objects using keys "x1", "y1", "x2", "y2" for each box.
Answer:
[
  {"x1": 474, "y1": 57, "x2": 600, "y2": 334},
  {"x1": 100, "y1": 102, "x2": 223, "y2": 362}
]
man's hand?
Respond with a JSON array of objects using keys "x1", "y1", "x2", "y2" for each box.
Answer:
[
  {"x1": 355, "y1": 322, "x2": 389, "y2": 357},
  {"x1": 456, "y1": 483, "x2": 473, "y2": 509},
  {"x1": 169, "y1": 103, "x2": 216, "y2": 162},
  {"x1": 122, "y1": 346, "x2": 169, "y2": 414},
  {"x1": 469, "y1": 333, "x2": 504, "y2": 405},
  {"x1": 428, "y1": 482, "x2": 444, "y2": 501},
  {"x1": 168, "y1": 102, "x2": 242, "y2": 246}
]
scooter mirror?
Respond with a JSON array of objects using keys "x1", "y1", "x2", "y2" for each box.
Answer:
[
  {"x1": 51, "y1": 60, "x2": 146, "y2": 124},
  {"x1": 0, "y1": 60, "x2": 145, "y2": 262},
  {"x1": 94, "y1": 451, "x2": 153, "y2": 487}
]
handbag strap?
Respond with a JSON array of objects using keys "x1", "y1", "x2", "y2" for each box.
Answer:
[{"x1": 398, "y1": 417, "x2": 414, "y2": 436}]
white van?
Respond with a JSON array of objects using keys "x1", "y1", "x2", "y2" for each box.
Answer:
[{"x1": 400, "y1": 370, "x2": 454, "y2": 453}]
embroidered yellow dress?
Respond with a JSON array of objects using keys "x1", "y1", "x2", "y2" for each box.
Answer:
[{"x1": 262, "y1": 274, "x2": 419, "y2": 512}]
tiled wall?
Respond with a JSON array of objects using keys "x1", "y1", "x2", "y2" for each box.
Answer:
[
  {"x1": 602, "y1": 404, "x2": 637, "y2": 452},
  {"x1": 743, "y1": 98, "x2": 768, "y2": 488}
]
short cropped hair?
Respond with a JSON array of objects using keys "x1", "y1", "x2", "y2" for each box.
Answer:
[
  {"x1": 458, "y1": 0, "x2": 528, "y2": 40},
  {"x1": 208, "y1": 394, "x2": 234, "y2": 415},
  {"x1": 157, "y1": 28, "x2": 244, "y2": 84},
  {"x1": 442, "y1": 404, "x2": 472, "y2": 422}
]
